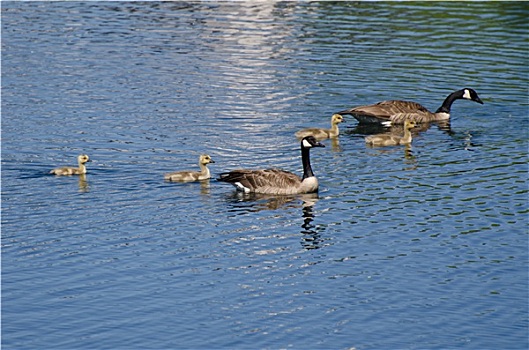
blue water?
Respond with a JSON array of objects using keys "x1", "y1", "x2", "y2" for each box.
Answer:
[{"x1": 2, "y1": 2, "x2": 528, "y2": 349}]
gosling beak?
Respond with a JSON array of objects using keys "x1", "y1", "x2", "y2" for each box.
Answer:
[{"x1": 210, "y1": 160, "x2": 216, "y2": 163}]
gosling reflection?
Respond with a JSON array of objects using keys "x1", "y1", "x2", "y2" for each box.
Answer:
[
  {"x1": 330, "y1": 137, "x2": 342, "y2": 152},
  {"x1": 78, "y1": 174, "x2": 89, "y2": 192},
  {"x1": 166, "y1": 178, "x2": 212, "y2": 195},
  {"x1": 200, "y1": 179, "x2": 211, "y2": 195}
]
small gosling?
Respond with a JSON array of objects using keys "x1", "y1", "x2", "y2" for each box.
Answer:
[
  {"x1": 295, "y1": 114, "x2": 344, "y2": 140},
  {"x1": 50, "y1": 154, "x2": 90, "y2": 176},
  {"x1": 365, "y1": 119, "x2": 417, "y2": 146},
  {"x1": 164, "y1": 154, "x2": 215, "y2": 182}
]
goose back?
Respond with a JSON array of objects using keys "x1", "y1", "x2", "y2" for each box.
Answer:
[{"x1": 347, "y1": 100, "x2": 435, "y2": 124}]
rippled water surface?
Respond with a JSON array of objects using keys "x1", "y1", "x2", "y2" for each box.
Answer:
[{"x1": 2, "y1": 2, "x2": 528, "y2": 349}]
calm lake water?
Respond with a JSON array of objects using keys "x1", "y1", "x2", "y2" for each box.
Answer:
[{"x1": 2, "y1": 2, "x2": 528, "y2": 349}]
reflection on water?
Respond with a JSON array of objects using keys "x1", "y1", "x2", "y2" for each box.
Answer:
[
  {"x1": 2, "y1": 1, "x2": 527, "y2": 350},
  {"x1": 300, "y1": 204, "x2": 322, "y2": 250},
  {"x1": 347, "y1": 120, "x2": 451, "y2": 137},
  {"x1": 78, "y1": 174, "x2": 89, "y2": 192},
  {"x1": 224, "y1": 191, "x2": 319, "y2": 213},
  {"x1": 165, "y1": 178, "x2": 212, "y2": 195},
  {"x1": 329, "y1": 137, "x2": 342, "y2": 152},
  {"x1": 223, "y1": 190, "x2": 323, "y2": 249}
]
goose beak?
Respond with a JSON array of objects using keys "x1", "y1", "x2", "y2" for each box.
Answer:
[
  {"x1": 315, "y1": 141, "x2": 325, "y2": 148},
  {"x1": 475, "y1": 96, "x2": 484, "y2": 104}
]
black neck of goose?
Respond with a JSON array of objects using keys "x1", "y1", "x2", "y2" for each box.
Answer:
[
  {"x1": 435, "y1": 89, "x2": 464, "y2": 114},
  {"x1": 301, "y1": 146, "x2": 314, "y2": 180}
]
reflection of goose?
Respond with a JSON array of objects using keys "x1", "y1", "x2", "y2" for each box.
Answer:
[
  {"x1": 337, "y1": 88, "x2": 483, "y2": 125},
  {"x1": 50, "y1": 155, "x2": 90, "y2": 176},
  {"x1": 224, "y1": 192, "x2": 318, "y2": 213},
  {"x1": 295, "y1": 114, "x2": 344, "y2": 140},
  {"x1": 365, "y1": 119, "x2": 417, "y2": 146},
  {"x1": 218, "y1": 136, "x2": 325, "y2": 195},
  {"x1": 164, "y1": 154, "x2": 215, "y2": 182}
]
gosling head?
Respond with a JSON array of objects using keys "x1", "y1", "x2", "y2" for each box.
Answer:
[
  {"x1": 301, "y1": 136, "x2": 326, "y2": 149},
  {"x1": 331, "y1": 114, "x2": 344, "y2": 124},
  {"x1": 462, "y1": 88, "x2": 483, "y2": 105},
  {"x1": 200, "y1": 154, "x2": 215, "y2": 165},
  {"x1": 404, "y1": 119, "x2": 417, "y2": 130},
  {"x1": 78, "y1": 154, "x2": 90, "y2": 164}
]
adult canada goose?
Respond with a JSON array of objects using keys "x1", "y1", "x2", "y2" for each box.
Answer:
[
  {"x1": 218, "y1": 136, "x2": 325, "y2": 195},
  {"x1": 50, "y1": 154, "x2": 90, "y2": 176},
  {"x1": 164, "y1": 154, "x2": 215, "y2": 182},
  {"x1": 365, "y1": 119, "x2": 417, "y2": 146},
  {"x1": 337, "y1": 88, "x2": 483, "y2": 125},
  {"x1": 295, "y1": 114, "x2": 344, "y2": 140}
]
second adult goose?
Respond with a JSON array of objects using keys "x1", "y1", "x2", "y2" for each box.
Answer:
[
  {"x1": 337, "y1": 88, "x2": 483, "y2": 125},
  {"x1": 164, "y1": 154, "x2": 215, "y2": 182},
  {"x1": 365, "y1": 119, "x2": 417, "y2": 146},
  {"x1": 50, "y1": 154, "x2": 90, "y2": 176},
  {"x1": 217, "y1": 136, "x2": 325, "y2": 195},
  {"x1": 295, "y1": 114, "x2": 344, "y2": 140}
]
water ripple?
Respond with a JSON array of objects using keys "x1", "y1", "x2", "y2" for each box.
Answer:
[{"x1": 2, "y1": 2, "x2": 528, "y2": 349}]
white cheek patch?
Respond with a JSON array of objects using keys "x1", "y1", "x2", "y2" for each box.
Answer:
[
  {"x1": 463, "y1": 89, "x2": 471, "y2": 99},
  {"x1": 302, "y1": 139, "x2": 312, "y2": 148}
]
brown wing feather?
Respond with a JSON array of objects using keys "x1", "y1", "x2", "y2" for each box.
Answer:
[{"x1": 348, "y1": 100, "x2": 433, "y2": 123}]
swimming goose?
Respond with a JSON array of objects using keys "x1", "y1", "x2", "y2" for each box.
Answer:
[
  {"x1": 50, "y1": 154, "x2": 90, "y2": 176},
  {"x1": 365, "y1": 119, "x2": 417, "y2": 146},
  {"x1": 164, "y1": 154, "x2": 215, "y2": 182},
  {"x1": 295, "y1": 114, "x2": 344, "y2": 140},
  {"x1": 337, "y1": 88, "x2": 483, "y2": 125},
  {"x1": 218, "y1": 136, "x2": 325, "y2": 195}
]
